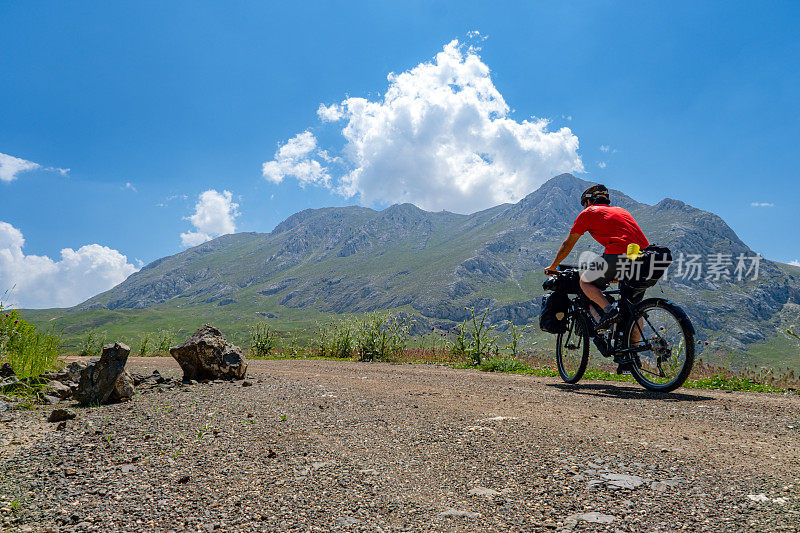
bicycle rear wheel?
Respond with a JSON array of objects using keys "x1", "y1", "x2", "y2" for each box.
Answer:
[
  {"x1": 556, "y1": 313, "x2": 590, "y2": 383},
  {"x1": 624, "y1": 299, "x2": 695, "y2": 392}
]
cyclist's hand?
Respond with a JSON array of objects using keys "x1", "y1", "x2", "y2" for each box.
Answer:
[{"x1": 544, "y1": 267, "x2": 558, "y2": 276}]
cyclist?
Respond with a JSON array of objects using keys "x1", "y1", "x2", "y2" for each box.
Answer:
[{"x1": 545, "y1": 184, "x2": 650, "y2": 337}]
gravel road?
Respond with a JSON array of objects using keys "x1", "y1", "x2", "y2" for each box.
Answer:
[{"x1": 1, "y1": 357, "x2": 799, "y2": 532}]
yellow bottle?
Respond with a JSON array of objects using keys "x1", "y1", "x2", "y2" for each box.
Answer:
[{"x1": 626, "y1": 243, "x2": 642, "y2": 260}]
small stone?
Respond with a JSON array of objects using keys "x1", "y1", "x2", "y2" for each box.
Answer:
[
  {"x1": 601, "y1": 473, "x2": 644, "y2": 489},
  {"x1": 468, "y1": 487, "x2": 501, "y2": 497},
  {"x1": 242, "y1": 380, "x2": 253, "y2": 387},
  {"x1": 56, "y1": 421, "x2": 67, "y2": 431},
  {"x1": 177, "y1": 475, "x2": 190, "y2": 484},
  {"x1": 267, "y1": 449, "x2": 277, "y2": 458},
  {"x1": 572, "y1": 512, "x2": 615, "y2": 524},
  {"x1": 47, "y1": 408, "x2": 77, "y2": 423}
]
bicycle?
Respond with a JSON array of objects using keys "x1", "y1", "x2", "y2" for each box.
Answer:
[{"x1": 544, "y1": 265, "x2": 695, "y2": 392}]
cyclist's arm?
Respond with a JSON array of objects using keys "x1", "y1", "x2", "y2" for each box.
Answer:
[{"x1": 546, "y1": 233, "x2": 581, "y2": 273}]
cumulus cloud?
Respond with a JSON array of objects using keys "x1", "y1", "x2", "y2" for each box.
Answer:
[
  {"x1": 261, "y1": 38, "x2": 584, "y2": 213},
  {"x1": 0, "y1": 153, "x2": 40, "y2": 182},
  {"x1": 0, "y1": 152, "x2": 69, "y2": 182},
  {"x1": 0, "y1": 221, "x2": 137, "y2": 309},
  {"x1": 789, "y1": 260, "x2": 800, "y2": 267},
  {"x1": 262, "y1": 131, "x2": 332, "y2": 187},
  {"x1": 180, "y1": 190, "x2": 240, "y2": 247},
  {"x1": 750, "y1": 202, "x2": 775, "y2": 208}
]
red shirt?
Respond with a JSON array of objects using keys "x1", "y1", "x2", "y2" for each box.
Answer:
[{"x1": 570, "y1": 205, "x2": 649, "y2": 254}]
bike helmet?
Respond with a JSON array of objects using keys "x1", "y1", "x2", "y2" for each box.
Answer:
[{"x1": 580, "y1": 184, "x2": 610, "y2": 207}]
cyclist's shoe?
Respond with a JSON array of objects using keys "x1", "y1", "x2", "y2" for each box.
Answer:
[
  {"x1": 616, "y1": 361, "x2": 633, "y2": 374},
  {"x1": 596, "y1": 304, "x2": 620, "y2": 332}
]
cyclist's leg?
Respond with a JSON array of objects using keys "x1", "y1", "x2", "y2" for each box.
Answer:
[{"x1": 579, "y1": 278, "x2": 610, "y2": 317}]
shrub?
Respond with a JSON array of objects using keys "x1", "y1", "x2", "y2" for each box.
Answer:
[
  {"x1": 355, "y1": 312, "x2": 409, "y2": 362},
  {"x1": 137, "y1": 332, "x2": 151, "y2": 356},
  {"x1": 78, "y1": 330, "x2": 106, "y2": 357},
  {"x1": 316, "y1": 319, "x2": 355, "y2": 359},
  {"x1": 154, "y1": 329, "x2": 174, "y2": 354},
  {"x1": 453, "y1": 307, "x2": 496, "y2": 366},
  {"x1": 250, "y1": 322, "x2": 279, "y2": 357},
  {"x1": 480, "y1": 355, "x2": 527, "y2": 373},
  {"x1": 0, "y1": 305, "x2": 61, "y2": 379}
]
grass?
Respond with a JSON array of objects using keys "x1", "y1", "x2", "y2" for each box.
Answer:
[{"x1": 0, "y1": 304, "x2": 62, "y2": 379}]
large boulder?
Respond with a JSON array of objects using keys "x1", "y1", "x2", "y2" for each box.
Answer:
[
  {"x1": 76, "y1": 342, "x2": 135, "y2": 405},
  {"x1": 169, "y1": 325, "x2": 247, "y2": 381}
]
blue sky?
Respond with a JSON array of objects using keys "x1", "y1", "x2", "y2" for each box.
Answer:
[{"x1": 1, "y1": 1, "x2": 798, "y2": 307}]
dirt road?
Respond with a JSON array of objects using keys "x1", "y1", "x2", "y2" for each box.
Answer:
[{"x1": 2, "y1": 358, "x2": 798, "y2": 532}]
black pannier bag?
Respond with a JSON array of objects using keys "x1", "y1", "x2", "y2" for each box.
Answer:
[
  {"x1": 540, "y1": 271, "x2": 575, "y2": 334},
  {"x1": 539, "y1": 291, "x2": 570, "y2": 334}
]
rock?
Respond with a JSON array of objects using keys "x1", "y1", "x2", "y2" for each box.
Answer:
[
  {"x1": 242, "y1": 380, "x2": 253, "y2": 387},
  {"x1": 468, "y1": 487, "x2": 501, "y2": 497},
  {"x1": 0, "y1": 363, "x2": 14, "y2": 377},
  {"x1": 76, "y1": 342, "x2": 135, "y2": 405},
  {"x1": 169, "y1": 325, "x2": 247, "y2": 381},
  {"x1": 40, "y1": 394, "x2": 61, "y2": 405},
  {"x1": 566, "y1": 512, "x2": 616, "y2": 524},
  {"x1": 47, "y1": 408, "x2": 76, "y2": 423},
  {"x1": 52, "y1": 361, "x2": 87, "y2": 385},
  {"x1": 437, "y1": 508, "x2": 482, "y2": 518},
  {"x1": 601, "y1": 473, "x2": 644, "y2": 489},
  {"x1": 46, "y1": 380, "x2": 73, "y2": 399}
]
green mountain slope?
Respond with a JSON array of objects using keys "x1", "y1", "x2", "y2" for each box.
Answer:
[{"x1": 22, "y1": 174, "x2": 800, "y2": 369}]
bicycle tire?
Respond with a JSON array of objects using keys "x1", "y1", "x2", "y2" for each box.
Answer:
[
  {"x1": 623, "y1": 298, "x2": 695, "y2": 392},
  {"x1": 556, "y1": 312, "x2": 590, "y2": 384}
]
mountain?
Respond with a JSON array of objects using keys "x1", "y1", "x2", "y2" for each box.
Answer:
[{"x1": 23, "y1": 174, "x2": 800, "y2": 368}]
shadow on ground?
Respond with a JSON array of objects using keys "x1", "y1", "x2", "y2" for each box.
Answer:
[{"x1": 547, "y1": 382, "x2": 714, "y2": 402}]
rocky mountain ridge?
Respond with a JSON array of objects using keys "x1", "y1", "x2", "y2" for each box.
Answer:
[{"x1": 73, "y1": 174, "x2": 800, "y2": 352}]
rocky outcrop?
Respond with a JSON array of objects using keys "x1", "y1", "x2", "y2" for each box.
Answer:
[
  {"x1": 76, "y1": 342, "x2": 135, "y2": 405},
  {"x1": 169, "y1": 325, "x2": 247, "y2": 381}
]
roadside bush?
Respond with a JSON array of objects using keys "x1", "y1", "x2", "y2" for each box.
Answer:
[
  {"x1": 78, "y1": 330, "x2": 106, "y2": 357},
  {"x1": 316, "y1": 319, "x2": 355, "y2": 359},
  {"x1": 250, "y1": 322, "x2": 280, "y2": 357},
  {"x1": 355, "y1": 312, "x2": 409, "y2": 362},
  {"x1": 452, "y1": 307, "x2": 496, "y2": 366},
  {"x1": 154, "y1": 328, "x2": 174, "y2": 354},
  {"x1": 0, "y1": 304, "x2": 62, "y2": 379},
  {"x1": 480, "y1": 355, "x2": 527, "y2": 373}
]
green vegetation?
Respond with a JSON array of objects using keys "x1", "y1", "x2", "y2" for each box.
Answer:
[
  {"x1": 452, "y1": 307, "x2": 497, "y2": 365},
  {"x1": 250, "y1": 322, "x2": 280, "y2": 357},
  {"x1": 78, "y1": 329, "x2": 106, "y2": 357},
  {"x1": 0, "y1": 304, "x2": 61, "y2": 379},
  {"x1": 354, "y1": 312, "x2": 409, "y2": 362}
]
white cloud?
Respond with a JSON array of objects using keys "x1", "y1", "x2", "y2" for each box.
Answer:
[
  {"x1": 180, "y1": 190, "x2": 240, "y2": 247},
  {"x1": 0, "y1": 153, "x2": 40, "y2": 182},
  {"x1": 261, "y1": 39, "x2": 584, "y2": 213},
  {"x1": 750, "y1": 202, "x2": 775, "y2": 208},
  {"x1": 0, "y1": 152, "x2": 70, "y2": 182},
  {"x1": 600, "y1": 145, "x2": 610, "y2": 152},
  {"x1": 789, "y1": 260, "x2": 800, "y2": 267},
  {"x1": 0, "y1": 221, "x2": 137, "y2": 309},
  {"x1": 262, "y1": 131, "x2": 332, "y2": 187},
  {"x1": 597, "y1": 161, "x2": 607, "y2": 169},
  {"x1": 124, "y1": 182, "x2": 137, "y2": 192}
]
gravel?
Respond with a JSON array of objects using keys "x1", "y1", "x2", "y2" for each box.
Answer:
[{"x1": 1, "y1": 357, "x2": 798, "y2": 532}]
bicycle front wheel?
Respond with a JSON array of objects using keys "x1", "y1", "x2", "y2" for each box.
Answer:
[
  {"x1": 556, "y1": 313, "x2": 590, "y2": 384},
  {"x1": 624, "y1": 298, "x2": 695, "y2": 392}
]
